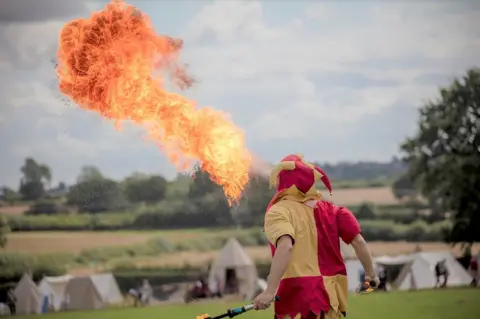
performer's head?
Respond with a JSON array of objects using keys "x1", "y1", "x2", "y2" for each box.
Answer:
[{"x1": 269, "y1": 154, "x2": 332, "y2": 197}]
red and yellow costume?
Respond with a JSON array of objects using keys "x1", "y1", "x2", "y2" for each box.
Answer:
[{"x1": 264, "y1": 154, "x2": 361, "y2": 319}]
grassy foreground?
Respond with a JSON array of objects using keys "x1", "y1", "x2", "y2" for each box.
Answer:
[{"x1": 18, "y1": 288, "x2": 480, "y2": 319}]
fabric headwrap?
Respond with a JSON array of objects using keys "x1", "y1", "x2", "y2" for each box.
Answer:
[{"x1": 267, "y1": 154, "x2": 332, "y2": 209}]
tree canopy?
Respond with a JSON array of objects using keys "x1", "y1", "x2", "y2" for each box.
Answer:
[
  {"x1": 401, "y1": 68, "x2": 480, "y2": 245},
  {"x1": 67, "y1": 166, "x2": 128, "y2": 213},
  {"x1": 0, "y1": 215, "x2": 10, "y2": 248},
  {"x1": 124, "y1": 174, "x2": 168, "y2": 203},
  {"x1": 18, "y1": 158, "x2": 52, "y2": 201}
]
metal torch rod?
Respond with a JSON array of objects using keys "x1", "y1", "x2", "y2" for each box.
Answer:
[{"x1": 209, "y1": 296, "x2": 280, "y2": 319}]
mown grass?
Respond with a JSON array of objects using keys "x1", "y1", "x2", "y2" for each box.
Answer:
[{"x1": 16, "y1": 288, "x2": 480, "y2": 319}]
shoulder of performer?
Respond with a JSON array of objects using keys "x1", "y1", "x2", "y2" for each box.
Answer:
[
  {"x1": 328, "y1": 203, "x2": 361, "y2": 244},
  {"x1": 264, "y1": 202, "x2": 295, "y2": 247}
]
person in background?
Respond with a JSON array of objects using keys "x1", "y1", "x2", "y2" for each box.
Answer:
[
  {"x1": 209, "y1": 275, "x2": 222, "y2": 298},
  {"x1": 140, "y1": 279, "x2": 153, "y2": 305},
  {"x1": 434, "y1": 259, "x2": 449, "y2": 288},
  {"x1": 200, "y1": 277, "x2": 209, "y2": 297},
  {"x1": 359, "y1": 269, "x2": 365, "y2": 288},
  {"x1": 194, "y1": 277, "x2": 204, "y2": 298},
  {"x1": 377, "y1": 266, "x2": 388, "y2": 292},
  {"x1": 48, "y1": 294, "x2": 55, "y2": 312},
  {"x1": 468, "y1": 256, "x2": 478, "y2": 287},
  {"x1": 128, "y1": 288, "x2": 140, "y2": 307},
  {"x1": 6, "y1": 288, "x2": 16, "y2": 315},
  {"x1": 253, "y1": 154, "x2": 379, "y2": 319}
]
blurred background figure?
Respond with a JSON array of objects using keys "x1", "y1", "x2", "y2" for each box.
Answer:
[
  {"x1": 434, "y1": 259, "x2": 449, "y2": 288},
  {"x1": 6, "y1": 288, "x2": 16, "y2": 315},
  {"x1": 376, "y1": 265, "x2": 388, "y2": 292},
  {"x1": 140, "y1": 280, "x2": 153, "y2": 306},
  {"x1": 468, "y1": 256, "x2": 478, "y2": 287},
  {"x1": 128, "y1": 288, "x2": 140, "y2": 307},
  {"x1": 209, "y1": 275, "x2": 222, "y2": 298}
]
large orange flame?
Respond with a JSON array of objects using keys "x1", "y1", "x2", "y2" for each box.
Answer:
[{"x1": 56, "y1": 0, "x2": 251, "y2": 204}]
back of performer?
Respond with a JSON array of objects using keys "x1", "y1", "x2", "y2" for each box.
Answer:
[{"x1": 253, "y1": 154, "x2": 379, "y2": 319}]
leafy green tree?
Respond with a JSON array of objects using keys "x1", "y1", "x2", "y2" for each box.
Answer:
[
  {"x1": 20, "y1": 158, "x2": 52, "y2": 185},
  {"x1": 355, "y1": 202, "x2": 377, "y2": 219},
  {"x1": 231, "y1": 175, "x2": 274, "y2": 227},
  {"x1": 391, "y1": 173, "x2": 416, "y2": 200},
  {"x1": 165, "y1": 174, "x2": 192, "y2": 200},
  {"x1": 188, "y1": 166, "x2": 220, "y2": 199},
  {"x1": 401, "y1": 68, "x2": 480, "y2": 245},
  {"x1": 68, "y1": 167, "x2": 128, "y2": 213},
  {"x1": 19, "y1": 180, "x2": 45, "y2": 201},
  {"x1": 124, "y1": 174, "x2": 168, "y2": 203},
  {"x1": 1, "y1": 187, "x2": 21, "y2": 204},
  {"x1": 18, "y1": 158, "x2": 52, "y2": 200},
  {"x1": 185, "y1": 166, "x2": 235, "y2": 226},
  {"x1": 77, "y1": 166, "x2": 104, "y2": 183},
  {"x1": 0, "y1": 214, "x2": 10, "y2": 248}
]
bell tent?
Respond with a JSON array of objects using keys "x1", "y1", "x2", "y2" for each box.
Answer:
[
  {"x1": 38, "y1": 275, "x2": 73, "y2": 311},
  {"x1": 208, "y1": 238, "x2": 258, "y2": 300},
  {"x1": 64, "y1": 276, "x2": 104, "y2": 310},
  {"x1": 13, "y1": 273, "x2": 43, "y2": 315}
]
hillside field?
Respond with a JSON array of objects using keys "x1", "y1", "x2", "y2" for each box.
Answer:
[
  {"x1": 4, "y1": 230, "x2": 212, "y2": 253},
  {"x1": 7, "y1": 231, "x2": 479, "y2": 257},
  {"x1": 0, "y1": 187, "x2": 401, "y2": 216},
  {"x1": 0, "y1": 204, "x2": 29, "y2": 216},
  {"x1": 329, "y1": 186, "x2": 400, "y2": 205},
  {"x1": 15, "y1": 289, "x2": 480, "y2": 319}
]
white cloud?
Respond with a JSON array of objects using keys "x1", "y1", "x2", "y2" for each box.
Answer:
[
  {"x1": 0, "y1": 0, "x2": 479, "y2": 187},
  {"x1": 181, "y1": 0, "x2": 479, "y2": 141},
  {"x1": 0, "y1": 21, "x2": 62, "y2": 70}
]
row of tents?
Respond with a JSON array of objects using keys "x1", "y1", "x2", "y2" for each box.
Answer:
[
  {"x1": 209, "y1": 239, "x2": 476, "y2": 298},
  {"x1": 10, "y1": 273, "x2": 123, "y2": 315},
  {"x1": 346, "y1": 251, "x2": 474, "y2": 291}
]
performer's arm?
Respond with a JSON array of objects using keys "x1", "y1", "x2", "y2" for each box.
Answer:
[
  {"x1": 264, "y1": 207, "x2": 295, "y2": 294},
  {"x1": 337, "y1": 206, "x2": 376, "y2": 279},
  {"x1": 266, "y1": 235, "x2": 293, "y2": 294},
  {"x1": 351, "y1": 234, "x2": 375, "y2": 279}
]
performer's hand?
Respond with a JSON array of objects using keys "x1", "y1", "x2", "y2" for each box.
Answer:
[
  {"x1": 253, "y1": 290, "x2": 275, "y2": 310},
  {"x1": 364, "y1": 274, "x2": 380, "y2": 288}
]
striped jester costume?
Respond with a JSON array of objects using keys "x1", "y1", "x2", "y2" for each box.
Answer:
[{"x1": 264, "y1": 154, "x2": 361, "y2": 319}]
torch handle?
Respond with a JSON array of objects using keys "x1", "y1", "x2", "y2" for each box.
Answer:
[
  {"x1": 226, "y1": 296, "x2": 280, "y2": 318},
  {"x1": 356, "y1": 281, "x2": 377, "y2": 293}
]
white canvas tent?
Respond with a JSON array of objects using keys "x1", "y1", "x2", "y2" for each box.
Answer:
[
  {"x1": 345, "y1": 260, "x2": 384, "y2": 291},
  {"x1": 38, "y1": 275, "x2": 73, "y2": 311},
  {"x1": 375, "y1": 254, "x2": 413, "y2": 266},
  {"x1": 14, "y1": 273, "x2": 43, "y2": 315},
  {"x1": 64, "y1": 277, "x2": 104, "y2": 310},
  {"x1": 393, "y1": 251, "x2": 472, "y2": 290},
  {"x1": 345, "y1": 259, "x2": 363, "y2": 291},
  {"x1": 90, "y1": 274, "x2": 123, "y2": 304},
  {"x1": 209, "y1": 238, "x2": 258, "y2": 300}
]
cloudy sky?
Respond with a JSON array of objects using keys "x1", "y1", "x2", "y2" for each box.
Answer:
[{"x1": 0, "y1": 0, "x2": 479, "y2": 188}]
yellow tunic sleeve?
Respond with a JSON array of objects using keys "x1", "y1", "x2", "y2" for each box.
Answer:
[{"x1": 264, "y1": 205, "x2": 295, "y2": 247}]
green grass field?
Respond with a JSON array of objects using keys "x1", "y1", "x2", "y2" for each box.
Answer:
[{"x1": 17, "y1": 289, "x2": 480, "y2": 319}]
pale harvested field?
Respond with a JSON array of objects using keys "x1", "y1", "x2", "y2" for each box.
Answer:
[
  {"x1": 5, "y1": 230, "x2": 210, "y2": 254},
  {"x1": 330, "y1": 187, "x2": 399, "y2": 206},
  {"x1": 100, "y1": 242, "x2": 480, "y2": 270},
  {"x1": 0, "y1": 205, "x2": 29, "y2": 215}
]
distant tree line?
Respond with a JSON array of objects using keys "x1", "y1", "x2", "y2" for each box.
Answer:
[{"x1": 317, "y1": 157, "x2": 407, "y2": 180}]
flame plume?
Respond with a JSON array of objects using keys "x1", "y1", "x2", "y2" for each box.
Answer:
[{"x1": 56, "y1": 0, "x2": 251, "y2": 204}]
